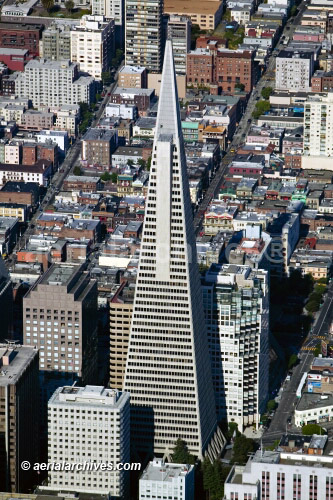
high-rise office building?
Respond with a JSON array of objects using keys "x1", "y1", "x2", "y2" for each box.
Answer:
[
  {"x1": 0, "y1": 343, "x2": 39, "y2": 493},
  {"x1": 91, "y1": 0, "x2": 125, "y2": 45},
  {"x1": 43, "y1": 385, "x2": 130, "y2": 497},
  {"x1": 167, "y1": 15, "x2": 191, "y2": 75},
  {"x1": 203, "y1": 264, "x2": 270, "y2": 431},
  {"x1": 123, "y1": 40, "x2": 223, "y2": 460},
  {"x1": 23, "y1": 263, "x2": 98, "y2": 455},
  {"x1": 23, "y1": 263, "x2": 98, "y2": 381},
  {"x1": 110, "y1": 281, "x2": 134, "y2": 390},
  {"x1": 125, "y1": 0, "x2": 163, "y2": 73},
  {"x1": 0, "y1": 255, "x2": 13, "y2": 342}
]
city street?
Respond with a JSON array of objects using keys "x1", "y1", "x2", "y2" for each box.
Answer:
[{"x1": 263, "y1": 283, "x2": 333, "y2": 444}]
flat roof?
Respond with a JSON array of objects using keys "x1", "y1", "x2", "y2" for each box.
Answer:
[
  {"x1": 141, "y1": 459, "x2": 193, "y2": 483},
  {"x1": 0, "y1": 344, "x2": 38, "y2": 386},
  {"x1": 164, "y1": 0, "x2": 222, "y2": 15},
  {"x1": 297, "y1": 392, "x2": 333, "y2": 411}
]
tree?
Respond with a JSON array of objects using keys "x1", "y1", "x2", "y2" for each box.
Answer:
[
  {"x1": 42, "y1": 0, "x2": 54, "y2": 11},
  {"x1": 102, "y1": 71, "x2": 112, "y2": 85},
  {"x1": 171, "y1": 438, "x2": 195, "y2": 464},
  {"x1": 261, "y1": 86, "x2": 273, "y2": 100},
  {"x1": 111, "y1": 172, "x2": 118, "y2": 183},
  {"x1": 267, "y1": 399, "x2": 277, "y2": 413},
  {"x1": 252, "y1": 100, "x2": 270, "y2": 119},
  {"x1": 73, "y1": 166, "x2": 82, "y2": 176},
  {"x1": 127, "y1": 159, "x2": 134, "y2": 167},
  {"x1": 146, "y1": 156, "x2": 152, "y2": 171},
  {"x1": 235, "y1": 83, "x2": 245, "y2": 91},
  {"x1": 288, "y1": 354, "x2": 298, "y2": 370},
  {"x1": 314, "y1": 343, "x2": 321, "y2": 357},
  {"x1": 302, "y1": 423, "x2": 326, "y2": 436},
  {"x1": 65, "y1": 0, "x2": 74, "y2": 11},
  {"x1": 100, "y1": 171, "x2": 112, "y2": 182},
  {"x1": 290, "y1": 5, "x2": 297, "y2": 17},
  {"x1": 202, "y1": 458, "x2": 230, "y2": 500},
  {"x1": 231, "y1": 435, "x2": 255, "y2": 464},
  {"x1": 137, "y1": 158, "x2": 147, "y2": 169}
]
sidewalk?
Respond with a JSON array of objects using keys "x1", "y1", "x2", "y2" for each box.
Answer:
[{"x1": 243, "y1": 427, "x2": 264, "y2": 439}]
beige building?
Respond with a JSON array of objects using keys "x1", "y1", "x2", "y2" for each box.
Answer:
[
  {"x1": 4, "y1": 143, "x2": 21, "y2": 164},
  {"x1": 148, "y1": 72, "x2": 186, "y2": 99},
  {"x1": 0, "y1": 344, "x2": 39, "y2": 493},
  {"x1": 118, "y1": 65, "x2": 147, "y2": 88},
  {"x1": 70, "y1": 15, "x2": 115, "y2": 81},
  {"x1": 23, "y1": 263, "x2": 98, "y2": 383},
  {"x1": 109, "y1": 282, "x2": 133, "y2": 390},
  {"x1": 164, "y1": 0, "x2": 223, "y2": 31}
]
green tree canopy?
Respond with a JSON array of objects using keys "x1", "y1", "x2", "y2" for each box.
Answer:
[
  {"x1": 171, "y1": 438, "x2": 196, "y2": 465},
  {"x1": 100, "y1": 171, "x2": 112, "y2": 182},
  {"x1": 42, "y1": 0, "x2": 54, "y2": 11},
  {"x1": 288, "y1": 354, "x2": 298, "y2": 370},
  {"x1": 231, "y1": 435, "x2": 255, "y2": 464},
  {"x1": 73, "y1": 165, "x2": 82, "y2": 176},
  {"x1": 252, "y1": 100, "x2": 271, "y2": 119},
  {"x1": 267, "y1": 399, "x2": 277, "y2": 412},
  {"x1": 65, "y1": 0, "x2": 74, "y2": 11},
  {"x1": 261, "y1": 86, "x2": 273, "y2": 100},
  {"x1": 302, "y1": 424, "x2": 326, "y2": 436}
]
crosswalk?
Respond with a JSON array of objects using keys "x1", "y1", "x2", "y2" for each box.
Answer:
[{"x1": 301, "y1": 346, "x2": 316, "y2": 351}]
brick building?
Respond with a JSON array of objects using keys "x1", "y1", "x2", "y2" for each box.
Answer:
[
  {"x1": 110, "y1": 87, "x2": 155, "y2": 114},
  {"x1": 37, "y1": 142, "x2": 59, "y2": 169},
  {"x1": 63, "y1": 175, "x2": 102, "y2": 192},
  {"x1": 0, "y1": 23, "x2": 43, "y2": 58},
  {"x1": 0, "y1": 181, "x2": 40, "y2": 206},
  {"x1": 22, "y1": 143, "x2": 37, "y2": 166},
  {"x1": 186, "y1": 47, "x2": 256, "y2": 92},
  {"x1": 311, "y1": 70, "x2": 333, "y2": 92},
  {"x1": 81, "y1": 128, "x2": 118, "y2": 170}
]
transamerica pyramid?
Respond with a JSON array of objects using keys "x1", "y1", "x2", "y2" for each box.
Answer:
[{"x1": 123, "y1": 40, "x2": 224, "y2": 460}]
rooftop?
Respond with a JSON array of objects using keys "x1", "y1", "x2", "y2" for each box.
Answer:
[
  {"x1": 0, "y1": 344, "x2": 38, "y2": 386},
  {"x1": 82, "y1": 128, "x2": 116, "y2": 141},
  {"x1": 49, "y1": 385, "x2": 129, "y2": 408},
  {"x1": 119, "y1": 65, "x2": 146, "y2": 75},
  {"x1": 140, "y1": 459, "x2": 193, "y2": 483},
  {"x1": 297, "y1": 392, "x2": 333, "y2": 412},
  {"x1": 113, "y1": 87, "x2": 154, "y2": 97}
]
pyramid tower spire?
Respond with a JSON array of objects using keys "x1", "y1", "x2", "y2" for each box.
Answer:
[{"x1": 124, "y1": 40, "x2": 224, "y2": 460}]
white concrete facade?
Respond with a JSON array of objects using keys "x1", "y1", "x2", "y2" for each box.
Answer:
[
  {"x1": 139, "y1": 459, "x2": 194, "y2": 500},
  {"x1": 43, "y1": 385, "x2": 130, "y2": 497},
  {"x1": 225, "y1": 450, "x2": 333, "y2": 500},
  {"x1": 123, "y1": 41, "x2": 223, "y2": 460},
  {"x1": 303, "y1": 92, "x2": 333, "y2": 158}
]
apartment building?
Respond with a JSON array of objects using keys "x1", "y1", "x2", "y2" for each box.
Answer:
[
  {"x1": 81, "y1": 128, "x2": 118, "y2": 169},
  {"x1": 0, "y1": 344, "x2": 39, "y2": 493},
  {"x1": 202, "y1": 264, "x2": 269, "y2": 431},
  {"x1": 91, "y1": 0, "x2": 124, "y2": 43},
  {"x1": 0, "y1": 23, "x2": 43, "y2": 57},
  {"x1": 164, "y1": 0, "x2": 223, "y2": 31},
  {"x1": 186, "y1": 48, "x2": 255, "y2": 92},
  {"x1": 311, "y1": 70, "x2": 333, "y2": 92},
  {"x1": 43, "y1": 385, "x2": 130, "y2": 497},
  {"x1": 125, "y1": 0, "x2": 163, "y2": 72},
  {"x1": 0, "y1": 159, "x2": 53, "y2": 188},
  {"x1": 15, "y1": 59, "x2": 95, "y2": 108},
  {"x1": 303, "y1": 92, "x2": 333, "y2": 159},
  {"x1": 167, "y1": 15, "x2": 191, "y2": 75},
  {"x1": 70, "y1": 15, "x2": 115, "y2": 80},
  {"x1": 39, "y1": 23, "x2": 71, "y2": 61},
  {"x1": 118, "y1": 65, "x2": 148, "y2": 88},
  {"x1": 276, "y1": 50, "x2": 314, "y2": 92},
  {"x1": 4, "y1": 142, "x2": 21, "y2": 165}
]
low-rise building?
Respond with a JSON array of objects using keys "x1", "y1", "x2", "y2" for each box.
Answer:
[
  {"x1": 81, "y1": 128, "x2": 118, "y2": 170},
  {"x1": 139, "y1": 458, "x2": 194, "y2": 500}
]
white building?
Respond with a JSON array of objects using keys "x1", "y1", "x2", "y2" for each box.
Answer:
[
  {"x1": 203, "y1": 264, "x2": 270, "y2": 431},
  {"x1": 70, "y1": 15, "x2": 115, "y2": 80},
  {"x1": 42, "y1": 385, "x2": 130, "y2": 497},
  {"x1": 123, "y1": 41, "x2": 223, "y2": 460},
  {"x1": 167, "y1": 15, "x2": 191, "y2": 75},
  {"x1": 275, "y1": 50, "x2": 314, "y2": 92},
  {"x1": 105, "y1": 103, "x2": 137, "y2": 119},
  {"x1": 91, "y1": 0, "x2": 124, "y2": 29},
  {"x1": 225, "y1": 448, "x2": 333, "y2": 500},
  {"x1": 15, "y1": 59, "x2": 95, "y2": 108},
  {"x1": 52, "y1": 104, "x2": 80, "y2": 136},
  {"x1": 4, "y1": 142, "x2": 21, "y2": 164},
  {"x1": 303, "y1": 92, "x2": 333, "y2": 160},
  {"x1": 230, "y1": 5, "x2": 252, "y2": 24},
  {"x1": 139, "y1": 459, "x2": 194, "y2": 500},
  {"x1": 295, "y1": 392, "x2": 333, "y2": 426},
  {"x1": 36, "y1": 130, "x2": 69, "y2": 155}
]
